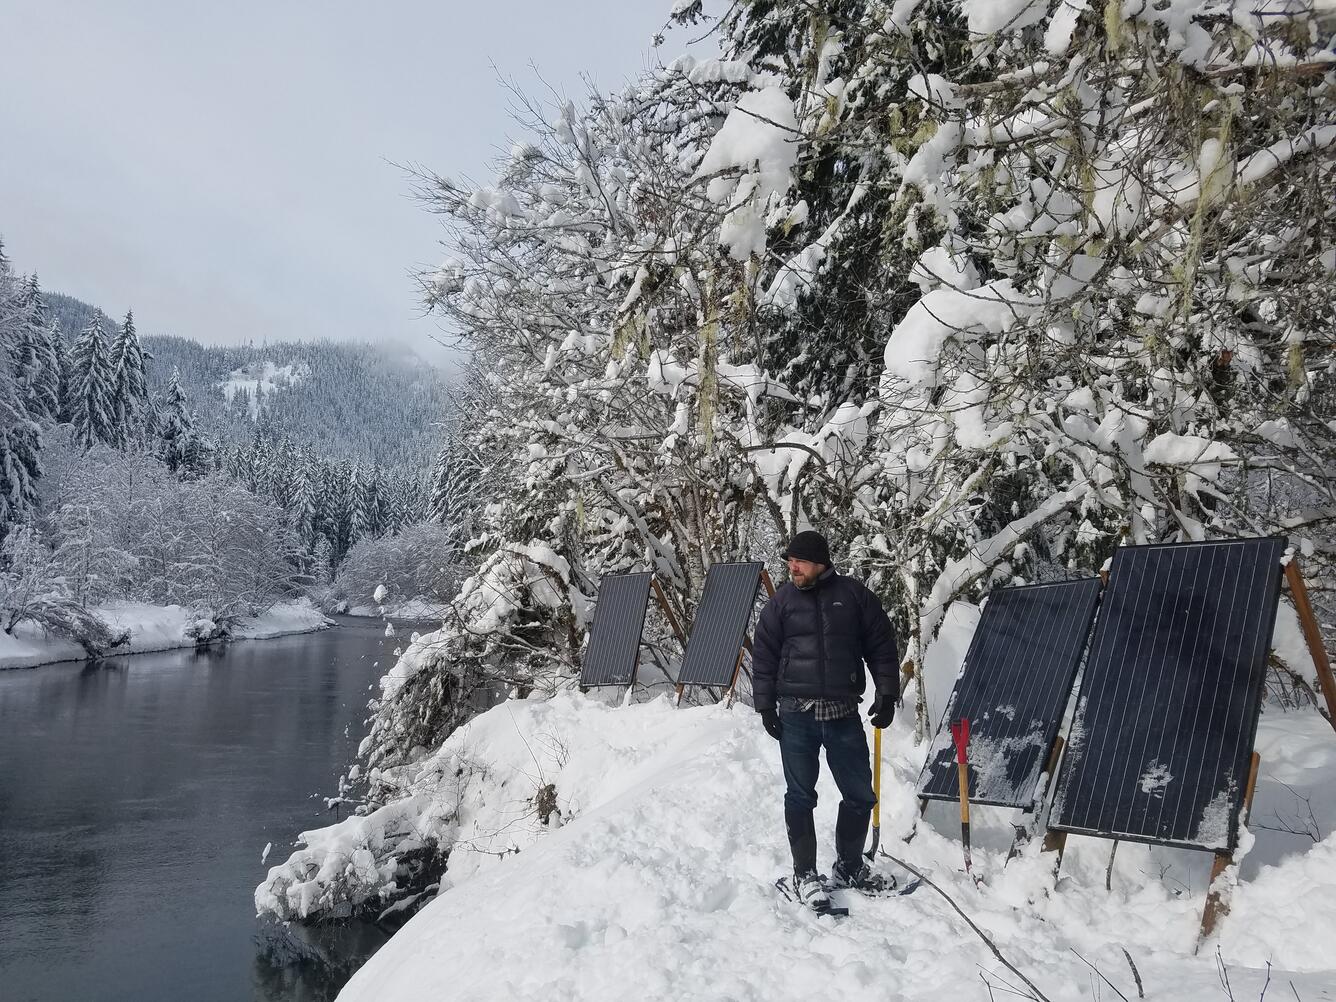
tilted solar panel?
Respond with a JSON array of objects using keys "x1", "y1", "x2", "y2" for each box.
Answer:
[
  {"x1": 917, "y1": 578, "x2": 1103, "y2": 808},
  {"x1": 677, "y1": 562, "x2": 765, "y2": 687},
  {"x1": 1051, "y1": 537, "x2": 1286, "y2": 851},
  {"x1": 579, "y1": 572, "x2": 654, "y2": 687}
]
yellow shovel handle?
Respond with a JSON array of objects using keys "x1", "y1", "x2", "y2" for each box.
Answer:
[{"x1": 873, "y1": 727, "x2": 882, "y2": 827}]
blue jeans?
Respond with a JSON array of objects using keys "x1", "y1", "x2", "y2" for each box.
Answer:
[{"x1": 778, "y1": 709, "x2": 877, "y2": 815}]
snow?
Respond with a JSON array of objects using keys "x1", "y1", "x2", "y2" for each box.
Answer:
[
  {"x1": 0, "y1": 598, "x2": 329, "y2": 670},
  {"x1": 1043, "y1": 0, "x2": 1089, "y2": 54},
  {"x1": 327, "y1": 683, "x2": 1336, "y2": 1002},
  {"x1": 907, "y1": 73, "x2": 960, "y2": 110},
  {"x1": 217, "y1": 360, "x2": 308, "y2": 419},
  {"x1": 908, "y1": 244, "x2": 978, "y2": 293},
  {"x1": 694, "y1": 87, "x2": 799, "y2": 260},
  {"x1": 1138, "y1": 761, "x2": 1174, "y2": 796},
  {"x1": 883, "y1": 280, "x2": 1037, "y2": 388},
  {"x1": 960, "y1": 0, "x2": 1046, "y2": 35},
  {"x1": 1143, "y1": 433, "x2": 1237, "y2": 478}
]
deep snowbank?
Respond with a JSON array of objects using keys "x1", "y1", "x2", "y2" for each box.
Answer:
[
  {"x1": 0, "y1": 598, "x2": 330, "y2": 670},
  {"x1": 313, "y1": 689, "x2": 1335, "y2": 1002}
]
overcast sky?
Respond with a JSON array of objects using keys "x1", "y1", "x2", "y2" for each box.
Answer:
[{"x1": 0, "y1": 2, "x2": 677, "y2": 358}]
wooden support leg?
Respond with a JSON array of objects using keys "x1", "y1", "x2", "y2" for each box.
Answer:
[
  {"x1": 1199, "y1": 751, "x2": 1262, "y2": 945},
  {"x1": 760, "y1": 569, "x2": 777, "y2": 598},
  {"x1": 674, "y1": 682, "x2": 685, "y2": 706},
  {"x1": 1041, "y1": 829, "x2": 1068, "y2": 876},
  {"x1": 1284, "y1": 560, "x2": 1336, "y2": 731},
  {"x1": 724, "y1": 647, "x2": 746, "y2": 708},
  {"x1": 1007, "y1": 736, "x2": 1067, "y2": 864}
]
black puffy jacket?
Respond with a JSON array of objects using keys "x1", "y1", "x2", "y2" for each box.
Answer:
[{"x1": 751, "y1": 569, "x2": 899, "y2": 712}]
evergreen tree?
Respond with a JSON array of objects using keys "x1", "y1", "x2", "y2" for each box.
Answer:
[
  {"x1": 156, "y1": 367, "x2": 201, "y2": 475},
  {"x1": 428, "y1": 434, "x2": 486, "y2": 559},
  {"x1": 68, "y1": 317, "x2": 117, "y2": 449},
  {"x1": 20, "y1": 277, "x2": 62, "y2": 423},
  {"x1": 325, "y1": 461, "x2": 354, "y2": 563},
  {"x1": 353, "y1": 467, "x2": 385, "y2": 540},
  {"x1": 51, "y1": 320, "x2": 72, "y2": 424},
  {"x1": 349, "y1": 462, "x2": 371, "y2": 540},
  {"x1": 293, "y1": 452, "x2": 323, "y2": 551},
  {"x1": 109, "y1": 310, "x2": 151, "y2": 445},
  {"x1": 0, "y1": 239, "x2": 42, "y2": 534}
]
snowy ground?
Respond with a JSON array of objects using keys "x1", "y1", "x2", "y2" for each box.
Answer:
[
  {"x1": 0, "y1": 597, "x2": 330, "y2": 670},
  {"x1": 218, "y1": 359, "x2": 309, "y2": 419},
  {"x1": 301, "y1": 683, "x2": 1335, "y2": 1002}
]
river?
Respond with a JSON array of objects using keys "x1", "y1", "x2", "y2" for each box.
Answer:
[{"x1": 0, "y1": 616, "x2": 405, "y2": 1002}]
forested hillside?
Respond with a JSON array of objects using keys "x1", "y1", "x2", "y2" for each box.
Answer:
[
  {"x1": 47, "y1": 293, "x2": 451, "y2": 470},
  {"x1": 1, "y1": 253, "x2": 475, "y2": 655}
]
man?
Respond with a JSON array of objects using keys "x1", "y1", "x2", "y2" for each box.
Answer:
[{"x1": 752, "y1": 530, "x2": 899, "y2": 910}]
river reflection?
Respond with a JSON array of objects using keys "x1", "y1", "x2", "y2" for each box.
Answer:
[{"x1": 0, "y1": 616, "x2": 408, "y2": 1002}]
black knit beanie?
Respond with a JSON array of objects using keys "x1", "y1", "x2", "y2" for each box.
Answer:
[{"x1": 781, "y1": 531, "x2": 832, "y2": 567}]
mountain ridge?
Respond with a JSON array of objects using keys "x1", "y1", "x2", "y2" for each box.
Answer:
[{"x1": 46, "y1": 291, "x2": 451, "y2": 472}]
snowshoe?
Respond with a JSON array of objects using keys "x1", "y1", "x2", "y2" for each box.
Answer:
[
  {"x1": 830, "y1": 858, "x2": 897, "y2": 895},
  {"x1": 775, "y1": 872, "x2": 848, "y2": 918}
]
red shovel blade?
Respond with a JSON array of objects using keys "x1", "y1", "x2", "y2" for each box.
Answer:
[{"x1": 950, "y1": 718, "x2": 970, "y2": 764}]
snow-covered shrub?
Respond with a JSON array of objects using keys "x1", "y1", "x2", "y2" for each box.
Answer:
[
  {"x1": 0, "y1": 524, "x2": 67, "y2": 633},
  {"x1": 38, "y1": 426, "x2": 306, "y2": 624},
  {"x1": 258, "y1": 742, "x2": 494, "y2": 923},
  {"x1": 0, "y1": 522, "x2": 128, "y2": 654},
  {"x1": 331, "y1": 522, "x2": 463, "y2": 611},
  {"x1": 18, "y1": 598, "x2": 129, "y2": 657}
]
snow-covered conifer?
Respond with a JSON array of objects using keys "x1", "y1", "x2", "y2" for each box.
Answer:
[
  {"x1": 18, "y1": 276, "x2": 62, "y2": 423},
  {"x1": 157, "y1": 367, "x2": 203, "y2": 476},
  {"x1": 0, "y1": 240, "x2": 43, "y2": 533},
  {"x1": 68, "y1": 317, "x2": 118, "y2": 450},
  {"x1": 109, "y1": 310, "x2": 152, "y2": 445}
]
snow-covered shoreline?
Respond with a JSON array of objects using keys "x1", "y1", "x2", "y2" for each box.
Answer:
[
  {"x1": 344, "y1": 596, "x2": 451, "y2": 622},
  {"x1": 0, "y1": 597, "x2": 332, "y2": 671},
  {"x1": 290, "y1": 690, "x2": 1335, "y2": 1002},
  {"x1": 252, "y1": 599, "x2": 1336, "y2": 1001}
]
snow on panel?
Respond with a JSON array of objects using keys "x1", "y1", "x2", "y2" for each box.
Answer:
[
  {"x1": 1052, "y1": 538, "x2": 1287, "y2": 851},
  {"x1": 918, "y1": 577, "x2": 1102, "y2": 808}
]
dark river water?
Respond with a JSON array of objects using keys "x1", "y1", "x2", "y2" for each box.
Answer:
[{"x1": 0, "y1": 617, "x2": 403, "y2": 1002}]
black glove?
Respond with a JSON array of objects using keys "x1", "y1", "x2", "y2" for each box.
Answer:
[
  {"x1": 867, "y1": 694, "x2": 895, "y2": 730},
  {"x1": 760, "y1": 708, "x2": 783, "y2": 741}
]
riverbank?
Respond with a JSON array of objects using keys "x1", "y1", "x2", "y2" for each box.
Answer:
[
  {"x1": 344, "y1": 596, "x2": 450, "y2": 621},
  {"x1": 0, "y1": 597, "x2": 331, "y2": 670}
]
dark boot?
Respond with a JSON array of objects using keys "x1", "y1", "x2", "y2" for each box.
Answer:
[
  {"x1": 785, "y1": 808, "x2": 818, "y2": 877},
  {"x1": 834, "y1": 802, "x2": 871, "y2": 870}
]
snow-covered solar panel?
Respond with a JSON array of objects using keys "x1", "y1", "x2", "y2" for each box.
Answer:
[
  {"x1": 677, "y1": 562, "x2": 765, "y2": 687},
  {"x1": 1051, "y1": 538, "x2": 1286, "y2": 851},
  {"x1": 917, "y1": 578, "x2": 1102, "y2": 808},
  {"x1": 579, "y1": 572, "x2": 653, "y2": 687}
]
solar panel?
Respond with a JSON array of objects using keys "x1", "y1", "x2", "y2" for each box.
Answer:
[
  {"x1": 677, "y1": 562, "x2": 765, "y2": 687},
  {"x1": 579, "y1": 572, "x2": 654, "y2": 687},
  {"x1": 917, "y1": 578, "x2": 1103, "y2": 808},
  {"x1": 1051, "y1": 537, "x2": 1287, "y2": 851}
]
